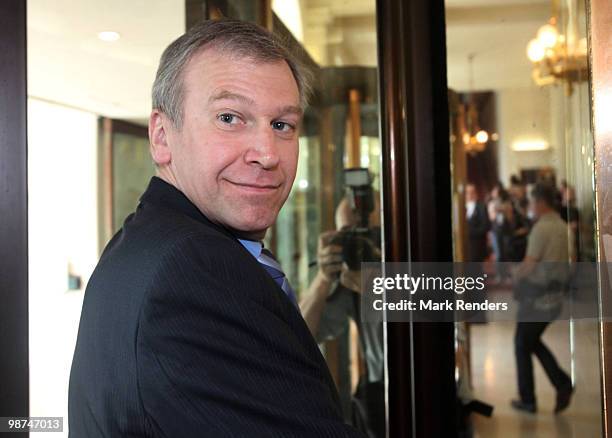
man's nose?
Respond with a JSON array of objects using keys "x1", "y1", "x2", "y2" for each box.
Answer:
[{"x1": 244, "y1": 125, "x2": 280, "y2": 169}]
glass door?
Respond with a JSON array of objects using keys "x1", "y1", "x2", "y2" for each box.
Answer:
[
  {"x1": 269, "y1": 3, "x2": 385, "y2": 436},
  {"x1": 445, "y1": 0, "x2": 602, "y2": 436}
]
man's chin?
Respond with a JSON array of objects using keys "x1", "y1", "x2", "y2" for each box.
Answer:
[{"x1": 227, "y1": 217, "x2": 276, "y2": 240}]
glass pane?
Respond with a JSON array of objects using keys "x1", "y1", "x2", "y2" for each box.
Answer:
[
  {"x1": 271, "y1": 2, "x2": 384, "y2": 436},
  {"x1": 110, "y1": 128, "x2": 155, "y2": 234},
  {"x1": 445, "y1": 0, "x2": 600, "y2": 435}
]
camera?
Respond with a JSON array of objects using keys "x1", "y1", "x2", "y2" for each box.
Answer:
[{"x1": 331, "y1": 168, "x2": 381, "y2": 271}]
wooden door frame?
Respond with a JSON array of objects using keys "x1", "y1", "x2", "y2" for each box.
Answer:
[
  {"x1": 0, "y1": 0, "x2": 29, "y2": 428},
  {"x1": 376, "y1": 0, "x2": 457, "y2": 437}
]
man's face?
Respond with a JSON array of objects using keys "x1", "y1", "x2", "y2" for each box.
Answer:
[
  {"x1": 154, "y1": 48, "x2": 301, "y2": 239},
  {"x1": 335, "y1": 196, "x2": 381, "y2": 231}
]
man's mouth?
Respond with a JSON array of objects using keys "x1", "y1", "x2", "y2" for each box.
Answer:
[{"x1": 224, "y1": 179, "x2": 282, "y2": 192}]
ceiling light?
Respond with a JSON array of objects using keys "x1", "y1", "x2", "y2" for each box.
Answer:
[
  {"x1": 527, "y1": 39, "x2": 546, "y2": 62},
  {"x1": 512, "y1": 140, "x2": 549, "y2": 151},
  {"x1": 459, "y1": 54, "x2": 490, "y2": 155},
  {"x1": 97, "y1": 31, "x2": 120, "y2": 42},
  {"x1": 526, "y1": 12, "x2": 588, "y2": 95},
  {"x1": 536, "y1": 24, "x2": 559, "y2": 49},
  {"x1": 475, "y1": 130, "x2": 489, "y2": 144}
]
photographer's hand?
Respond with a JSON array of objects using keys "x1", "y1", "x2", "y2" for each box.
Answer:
[
  {"x1": 340, "y1": 269, "x2": 362, "y2": 294},
  {"x1": 299, "y1": 231, "x2": 342, "y2": 336},
  {"x1": 317, "y1": 231, "x2": 343, "y2": 281}
]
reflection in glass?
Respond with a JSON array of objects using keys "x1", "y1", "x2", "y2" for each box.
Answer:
[
  {"x1": 446, "y1": 0, "x2": 600, "y2": 436},
  {"x1": 271, "y1": 2, "x2": 384, "y2": 436}
]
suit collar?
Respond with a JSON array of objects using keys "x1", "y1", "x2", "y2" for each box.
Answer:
[{"x1": 140, "y1": 176, "x2": 236, "y2": 240}]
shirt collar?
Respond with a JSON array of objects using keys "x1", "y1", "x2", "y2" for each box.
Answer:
[{"x1": 237, "y1": 239, "x2": 263, "y2": 259}]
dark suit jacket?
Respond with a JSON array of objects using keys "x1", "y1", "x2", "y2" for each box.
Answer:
[
  {"x1": 68, "y1": 177, "x2": 363, "y2": 437},
  {"x1": 467, "y1": 202, "x2": 491, "y2": 262}
]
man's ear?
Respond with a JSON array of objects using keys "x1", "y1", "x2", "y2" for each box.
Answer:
[{"x1": 149, "y1": 110, "x2": 173, "y2": 166}]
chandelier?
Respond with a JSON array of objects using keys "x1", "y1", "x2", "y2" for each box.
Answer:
[
  {"x1": 460, "y1": 101, "x2": 489, "y2": 155},
  {"x1": 526, "y1": 2, "x2": 588, "y2": 95},
  {"x1": 458, "y1": 54, "x2": 491, "y2": 155}
]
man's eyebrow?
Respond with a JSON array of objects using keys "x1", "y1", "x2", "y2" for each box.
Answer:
[
  {"x1": 208, "y1": 90, "x2": 302, "y2": 116},
  {"x1": 208, "y1": 90, "x2": 255, "y2": 106},
  {"x1": 276, "y1": 105, "x2": 303, "y2": 117}
]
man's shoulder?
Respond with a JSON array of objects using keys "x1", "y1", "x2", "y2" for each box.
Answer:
[
  {"x1": 83, "y1": 205, "x2": 252, "y2": 327},
  {"x1": 114, "y1": 201, "x2": 235, "y2": 253},
  {"x1": 527, "y1": 213, "x2": 568, "y2": 255},
  {"x1": 93, "y1": 201, "x2": 247, "y2": 294},
  {"x1": 533, "y1": 212, "x2": 565, "y2": 233},
  {"x1": 528, "y1": 218, "x2": 546, "y2": 240}
]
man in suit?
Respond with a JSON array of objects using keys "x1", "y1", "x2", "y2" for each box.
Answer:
[
  {"x1": 465, "y1": 183, "x2": 491, "y2": 262},
  {"x1": 464, "y1": 183, "x2": 491, "y2": 323},
  {"x1": 69, "y1": 19, "x2": 364, "y2": 437}
]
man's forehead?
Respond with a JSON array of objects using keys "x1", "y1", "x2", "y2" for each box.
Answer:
[
  {"x1": 184, "y1": 48, "x2": 301, "y2": 107},
  {"x1": 189, "y1": 45, "x2": 252, "y2": 68},
  {"x1": 187, "y1": 46, "x2": 294, "y2": 84}
]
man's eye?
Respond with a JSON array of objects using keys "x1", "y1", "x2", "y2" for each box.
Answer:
[
  {"x1": 218, "y1": 113, "x2": 239, "y2": 124},
  {"x1": 271, "y1": 121, "x2": 294, "y2": 132}
]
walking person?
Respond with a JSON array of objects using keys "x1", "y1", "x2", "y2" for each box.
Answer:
[{"x1": 511, "y1": 183, "x2": 574, "y2": 414}]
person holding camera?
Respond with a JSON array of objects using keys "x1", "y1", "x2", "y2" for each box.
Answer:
[{"x1": 300, "y1": 195, "x2": 384, "y2": 438}]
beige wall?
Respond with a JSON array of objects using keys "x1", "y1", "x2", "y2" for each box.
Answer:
[
  {"x1": 28, "y1": 98, "x2": 98, "y2": 436},
  {"x1": 495, "y1": 86, "x2": 567, "y2": 186}
]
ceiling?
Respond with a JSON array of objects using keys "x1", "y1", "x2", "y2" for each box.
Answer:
[
  {"x1": 27, "y1": 0, "x2": 553, "y2": 122},
  {"x1": 27, "y1": 0, "x2": 185, "y2": 122},
  {"x1": 445, "y1": 1, "x2": 550, "y2": 90},
  {"x1": 296, "y1": 0, "x2": 551, "y2": 90}
]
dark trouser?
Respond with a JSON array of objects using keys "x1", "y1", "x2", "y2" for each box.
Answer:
[{"x1": 514, "y1": 322, "x2": 571, "y2": 404}]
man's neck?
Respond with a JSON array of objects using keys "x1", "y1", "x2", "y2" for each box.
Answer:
[
  {"x1": 156, "y1": 170, "x2": 267, "y2": 241},
  {"x1": 155, "y1": 167, "x2": 178, "y2": 188}
]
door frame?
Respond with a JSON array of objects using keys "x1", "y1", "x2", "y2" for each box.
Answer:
[
  {"x1": 0, "y1": 0, "x2": 29, "y2": 427},
  {"x1": 376, "y1": 0, "x2": 457, "y2": 437}
]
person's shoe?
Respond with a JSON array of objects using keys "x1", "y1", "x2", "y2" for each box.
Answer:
[
  {"x1": 554, "y1": 387, "x2": 574, "y2": 414},
  {"x1": 511, "y1": 399, "x2": 537, "y2": 414}
]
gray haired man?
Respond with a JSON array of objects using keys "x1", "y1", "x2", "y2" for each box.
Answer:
[{"x1": 69, "y1": 19, "x2": 364, "y2": 437}]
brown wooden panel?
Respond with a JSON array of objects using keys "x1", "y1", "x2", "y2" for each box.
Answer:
[{"x1": 377, "y1": 0, "x2": 456, "y2": 437}]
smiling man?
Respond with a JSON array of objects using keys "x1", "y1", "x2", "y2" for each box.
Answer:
[{"x1": 68, "y1": 19, "x2": 363, "y2": 437}]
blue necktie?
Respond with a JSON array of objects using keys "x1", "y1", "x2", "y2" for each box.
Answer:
[{"x1": 257, "y1": 248, "x2": 299, "y2": 308}]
